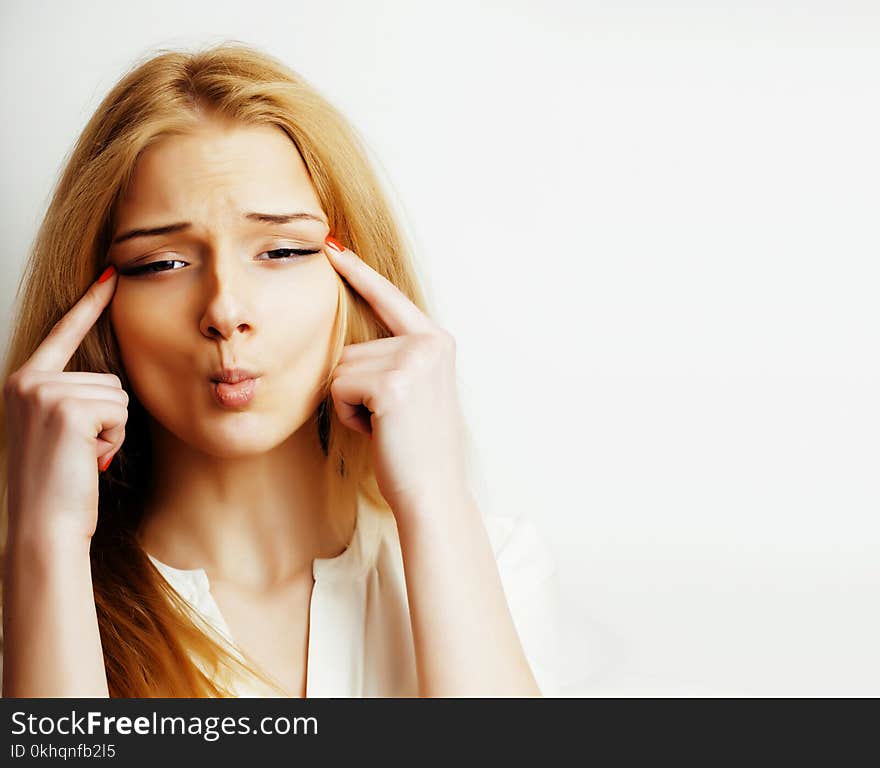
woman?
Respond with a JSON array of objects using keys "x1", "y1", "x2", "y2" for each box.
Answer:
[{"x1": 0, "y1": 42, "x2": 559, "y2": 697}]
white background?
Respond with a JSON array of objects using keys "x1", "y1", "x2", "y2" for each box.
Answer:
[{"x1": 1, "y1": 1, "x2": 878, "y2": 696}]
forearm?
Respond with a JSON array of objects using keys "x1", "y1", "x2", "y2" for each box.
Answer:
[
  {"x1": 394, "y1": 493, "x2": 541, "y2": 697},
  {"x1": 2, "y1": 524, "x2": 109, "y2": 698}
]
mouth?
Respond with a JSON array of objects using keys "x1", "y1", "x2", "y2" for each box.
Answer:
[
  {"x1": 210, "y1": 377, "x2": 260, "y2": 409},
  {"x1": 210, "y1": 367, "x2": 261, "y2": 384}
]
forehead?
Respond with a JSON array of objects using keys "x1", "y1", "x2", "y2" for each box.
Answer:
[{"x1": 115, "y1": 121, "x2": 321, "y2": 223}]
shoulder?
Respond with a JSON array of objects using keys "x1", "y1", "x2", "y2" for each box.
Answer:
[
  {"x1": 483, "y1": 511, "x2": 557, "y2": 584},
  {"x1": 483, "y1": 511, "x2": 562, "y2": 697},
  {"x1": 479, "y1": 511, "x2": 560, "y2": 634},
  {"x1": 368, "y1": 496, "x2": 557, "y2": 581},
  {"x1": 366, "y1": 497, "x2": 562, "y2": 696}
]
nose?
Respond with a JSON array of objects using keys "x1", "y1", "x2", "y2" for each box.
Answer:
[{"x1": 198, "y1": 250, "x2": 256, "y2": 341}]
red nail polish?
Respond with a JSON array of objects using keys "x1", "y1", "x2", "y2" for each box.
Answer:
[
  {"x1": 325, "y1": 236, "x2": 345, "y2": 253},
  {"x1": 100, "y1": 454, "x2": 113, "y2": 472},
  {"x1": 98, "y1": 265, "x2": 115, "y2": 283}
]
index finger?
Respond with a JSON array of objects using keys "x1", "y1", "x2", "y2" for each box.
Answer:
[
  {"x1": 25, "y1": 265, "x2": 118, "y2": 373},
  {"x1": 323, "y1": 240, "x2": 432, "y2": 337}
]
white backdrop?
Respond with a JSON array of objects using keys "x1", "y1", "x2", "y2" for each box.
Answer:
[{"x1": 1, "y1": 0, "x2": 878, "y2": 696}]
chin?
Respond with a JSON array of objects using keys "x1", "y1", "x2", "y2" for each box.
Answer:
[{"x1": 195, "y1": 415, "x2": 308, "y2": 459}]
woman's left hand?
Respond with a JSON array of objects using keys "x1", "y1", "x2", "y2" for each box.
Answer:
[{"x1": 323, "y1": 235, "x2": 473, "y2": 519}]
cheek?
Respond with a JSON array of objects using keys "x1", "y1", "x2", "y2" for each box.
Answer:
[
  {"x1": 108, "y1": 291, "x2": 193, "y2": 410},
  {"x1": 269, "y1": 266, "x2": 340, "y2": 366},
  {"x1": 103, "y1": 267, "x2": 343, "y2": 453},
  {"x1": 110, "y1": 292, "x2": 183, "y2": 361},
  {"x1": 107, "y1": 264, "x2": 341, "y2": 413},
  {"x1": 111, "y1": 294, "x2": 175, "y2": 344},
  {"x1": 263, "y1": 266, "x2": 341, "y2": 412}
]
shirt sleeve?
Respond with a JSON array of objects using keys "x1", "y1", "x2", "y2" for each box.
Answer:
[{"x1": 492, "y1": 513, "x2": 562, "y2": 697}]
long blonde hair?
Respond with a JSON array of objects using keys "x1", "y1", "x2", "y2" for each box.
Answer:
[{"x1": 0, "y1": 41, "x2": 431, "y2": 696}]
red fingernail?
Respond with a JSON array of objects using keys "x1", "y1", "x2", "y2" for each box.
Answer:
[
  {"x1": 325, "y1": 236, "x2": 345, "y2": 252},
  {"x1": 100, "y1": 454, "x2": 113, "y2": 472},
  {"x1": 98, "y1": 265, "x2": 115, "y2": 283}
]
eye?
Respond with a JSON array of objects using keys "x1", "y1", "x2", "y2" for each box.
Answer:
[
  {"x1": 257, "y1": 247, "x2": 322, "y2": 261},
  {"x1": 119, "y1": 248, "x2": 321, "y2": 277},
  {"x1": 121, "y1": 259, "x2": 187, "y2": 276}
]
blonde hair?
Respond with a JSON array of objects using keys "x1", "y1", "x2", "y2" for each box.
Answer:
[{"x1": 0, "y1": 41, "x2": 433, "y2": 696}]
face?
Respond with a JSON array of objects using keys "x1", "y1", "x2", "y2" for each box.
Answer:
[{"x1": 107, "y1": 119, "x2": 338, "y2": 458}]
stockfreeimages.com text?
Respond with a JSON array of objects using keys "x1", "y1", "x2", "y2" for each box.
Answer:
[{"x1": 11, "y1": 710, "x2": 318, "y2": 742}]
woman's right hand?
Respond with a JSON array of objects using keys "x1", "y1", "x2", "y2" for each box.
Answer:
[{"x1": 3, "y1": 264, "x2": 128, "y2": 544}]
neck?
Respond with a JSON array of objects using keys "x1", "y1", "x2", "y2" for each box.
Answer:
[{"x1": 135, "y1": 417, "x2": 357, "y2": 591}]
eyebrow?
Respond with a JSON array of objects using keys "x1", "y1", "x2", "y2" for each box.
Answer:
[{"x1": 111, "y1": 211, "x2": 328, "y2": 246}]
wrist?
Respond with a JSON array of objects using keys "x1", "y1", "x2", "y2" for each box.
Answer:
[
  {"x1": 7, "y1": 518, "x2": 92, "y2": 563},
  {"x1": 392, "y1": 487, "x2": 481, "y2": 537}
]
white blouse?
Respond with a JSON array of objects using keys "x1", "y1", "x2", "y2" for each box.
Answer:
[{"x1": 145, "y1": 489, "x2": 561, "y2": 698}]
